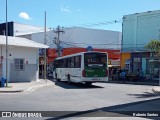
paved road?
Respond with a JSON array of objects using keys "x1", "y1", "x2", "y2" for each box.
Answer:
[{"x1": 0, "y1": 81, "x2": 160, "y2": 119}]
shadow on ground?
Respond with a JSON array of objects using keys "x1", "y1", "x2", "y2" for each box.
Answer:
[
  {"x1": 54, "y1": 81, "x2": 104, "y2": 89},
  {"x1": 46, "y1": 98, "x2": 160, "y2": 120},
  {"x1": 127, "y1": 92, "x2": 157, "y2": 98}
]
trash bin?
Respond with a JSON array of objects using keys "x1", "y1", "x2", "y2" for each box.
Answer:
[{"x1": 1, "y1": 77, "x2": 6, "y2": 87}]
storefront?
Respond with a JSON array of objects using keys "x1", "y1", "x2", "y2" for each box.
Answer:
[
  {"x1": 146, "y1": 58, "x2": 159, "y2": 80},
  {"x1": 130, "y1": 52, "x2": 159, "y2": 80}
]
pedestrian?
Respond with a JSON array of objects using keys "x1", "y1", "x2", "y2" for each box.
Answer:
[
  {"x1": 111, "y1": 69, "x2": 114, "y2": 80},
  {"x1": 116, "y1": 69, "x2": 119, "y2": 81},
  {"x1": 117, "y1": 69, "x2": 122, "y2": 81},
  {"x1": 121, "y1": 70, "x2": 126, "y2": 83},
  {"x1": 137, "y1": 69, "x2": 140, "y2": 81},
  {"x1": 140, "y1": 68, "x2": 144, "y2": 80}
]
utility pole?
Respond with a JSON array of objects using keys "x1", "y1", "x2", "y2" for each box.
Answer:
[
  {"x1": 54, "y1": 26, "x2": 64, "y2": 57},
  {"x1": 44, "y1": 11, "x2": 47, "y2": 82},
  {"x1": 159, "y1": 29, "x2": 160, "y2": 86},
  {"x1": 159, "y1": 58, "x2": 160, "y2": 86},
  {"x1": 5, "y1": 0, "x2": 8, "y2": 87}
]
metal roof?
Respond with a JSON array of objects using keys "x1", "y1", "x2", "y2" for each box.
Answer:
[{"x1": 0, "y1": 35, "x2": 48, "y2": 48}]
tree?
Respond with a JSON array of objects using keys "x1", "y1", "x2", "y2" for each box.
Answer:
[{"x1": 145, "y1": 40, "x2": 160, "y2": 57}]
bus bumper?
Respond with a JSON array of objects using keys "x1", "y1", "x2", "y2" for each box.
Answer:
[{"x1": 81, "y1": 77, "x2": 108, "y2": 82}]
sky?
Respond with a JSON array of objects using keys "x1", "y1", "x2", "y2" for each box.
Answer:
[{"x1": 0, "y1": 0, "x2": 160, "y2": 32}]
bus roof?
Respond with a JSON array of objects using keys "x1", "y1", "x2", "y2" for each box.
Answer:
[{"x1": 54, "y1": 51, "x2": 107, "y2": 60}]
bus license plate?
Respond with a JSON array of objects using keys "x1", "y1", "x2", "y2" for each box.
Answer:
[{"x1": 92, "y1": 78, "x2": 98, "y2": 80}]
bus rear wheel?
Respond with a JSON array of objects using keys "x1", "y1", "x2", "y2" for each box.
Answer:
[
  {"x1": 67, "y1": 74, "x2": 71, "y2": 83},
  {"x1": 85, "y1": 82, "x2": 92, "y2": 85}
]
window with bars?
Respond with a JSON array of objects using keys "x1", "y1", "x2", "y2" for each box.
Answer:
[{"x1": 14, "y1": 59, "x2": 24, "y2": 70}]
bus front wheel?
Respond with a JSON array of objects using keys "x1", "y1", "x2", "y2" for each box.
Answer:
[
  {"x1": 85, "y1": 82, "x2": 92, "y2": 85},
  {"x1": 55, "y1": 73, "x2": 60, "y2": 81},
  {"x1": 55, "y1": 73, "x2": 57, "y2": 80}
]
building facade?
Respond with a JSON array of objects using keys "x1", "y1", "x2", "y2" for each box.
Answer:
[
  {"x1": 122, "y1": 10, "x2": 160, "y2": 80},
  {"x1": 0, "y1": 21, "x2": 47, "y2": 37},
  {"x1": 32, "y1": 27, "x2": 122, "y2": 50},
  {"x1": 0, "y1": 35, "x2": 48, "y2": 82}
]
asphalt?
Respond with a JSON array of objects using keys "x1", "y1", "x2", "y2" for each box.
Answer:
[{"x1": 0, "y1": 79, "x2": 160, "y2": 95}]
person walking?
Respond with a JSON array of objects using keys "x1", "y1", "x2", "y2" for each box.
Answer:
[
  {"x1": 111, "y1": 69, "x2": 114, "y2": 80},
  {"x1": 117, "y1": 69, "x2": 122, "y2": 81},
  {"x1": 137, "y1": 69, "x2": 140, "y2": 81},
  {"x1": 121, "y1": 70, "x2": 126, "y2": 83},
  {"x1": 139, "y1": 68, "x2": 144, "y2": 81}
]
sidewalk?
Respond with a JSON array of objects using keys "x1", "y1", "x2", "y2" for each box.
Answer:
[
  {"x1": 0, "y1": 79, "x2": 55, "y2": 93},
  {"x1": 107, "y1": 79, "x2": 160, "y2": 95}
]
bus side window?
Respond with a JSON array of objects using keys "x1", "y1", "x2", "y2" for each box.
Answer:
[
  {"x1": 61, "y1": 59, "x2": 65, "y2": 68},
  {"x1": 71, "y1": 57, "x2": 75, "y2": 68},
  {"x1": 67, "y1": 58, "x2": 71, "y2": 68},
  {"x1": 75, "y1": 56, "x2": 81, "y2": 68},
  {"x1": 53, "y1": 61, "x2": 56, "y2": 70},
  {"x1": 54, "y1": 60, "x2": 58, "y2": 68},
  {"x1": 57, "y1": 61, "x2": 58, "y2": 68},
  {"x1": 64, "y1": 59, "x2": 67, "y2": 68}
]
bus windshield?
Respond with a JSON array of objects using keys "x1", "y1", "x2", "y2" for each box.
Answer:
[{"x1": 84, "y1": 53, "x2": 107, "y2": 67}]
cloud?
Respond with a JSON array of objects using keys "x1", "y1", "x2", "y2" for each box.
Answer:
[
  {"x1": 60, "y1": 5, "x2": 72, "y2": 13},
  {"x1": 19, "y1": 12, "x2": 32, "y2": 20}
]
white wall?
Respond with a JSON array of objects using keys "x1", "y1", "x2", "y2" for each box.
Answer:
[
  {"x1": 122, "y1": 10, "x2": 160, "y2": 52},
  {"x1": 0, "y1": 45, "x2": 39, "y2": 82},
  {"x1": 14, "y1": 22, "x2": 47, "y2": 36},
  {"x1": 32, "y1": 27, "x2": 122, "y2": 50}
]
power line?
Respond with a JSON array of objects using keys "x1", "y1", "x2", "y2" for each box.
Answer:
[
  {"x1": 61, "y1": 40, "x2": 145, "y2": 46},
  {"x1": 60, "y1": 41, "x2": 148, "y2": 50},
  {"x1": 61, "y1": 42, "x2": 81, "y2": 48},
  {"x1": 62, "y1": 19, "x2": 122, "y2": 29},
  {"x1": 57, "y1": 13, "x2": 160, "y2": 29}
]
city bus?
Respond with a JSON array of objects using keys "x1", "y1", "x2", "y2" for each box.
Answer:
[{"x1": 53, "y1": 51, "x2": 108, "y2": 85}]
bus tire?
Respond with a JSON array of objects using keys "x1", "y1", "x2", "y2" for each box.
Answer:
[
  {"x1": 55, "y1": 73, "x2": 57, "y2": 79},
  {"x1": 85, "y1": 82, "x2": 92, "y2": 85},
  {"x1": 55, "y1": 73, "x2": 59, "y2": 81},
  {"x1": 67, "y1": 74, "x2": 71, "y2": 83}
]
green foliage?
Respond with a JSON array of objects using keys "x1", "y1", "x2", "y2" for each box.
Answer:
[{"x1": 145, "y1": 40, "x2": 160, "y2": 52}]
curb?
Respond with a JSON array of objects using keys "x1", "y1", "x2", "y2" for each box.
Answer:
[
  {"x1": 107, "y1": 81, "x2": 158, "y2": 86},
  {"x1": 0, "y1": 83, "x2": 54, "y2": 93},
  {"x1": 152, "y1": 88, "x2": 160, "y2": 95},
  {"x1": 0, "y1": 90, "x2": 24, "y2": 93}
]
